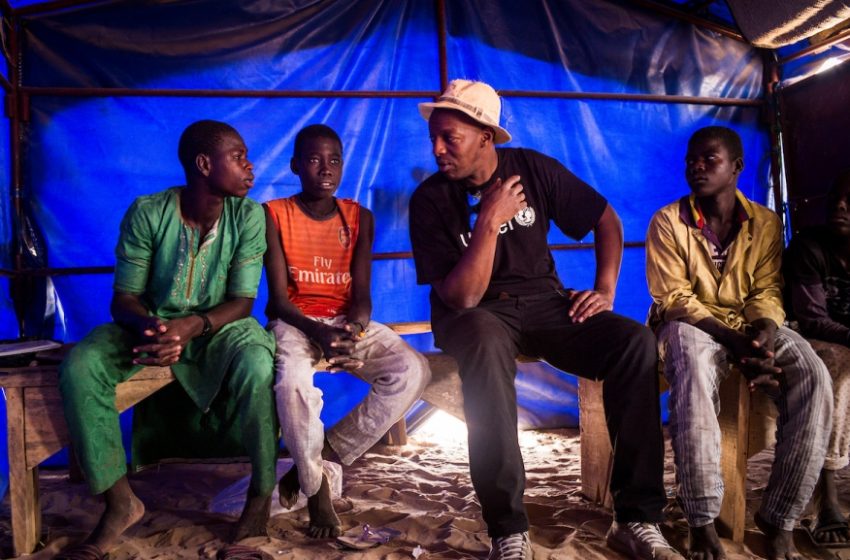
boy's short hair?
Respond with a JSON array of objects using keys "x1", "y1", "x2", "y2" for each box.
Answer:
[
  {"x1": 293, "y1": 124, "x2": 342, "y2": 158},
  {"x1": 688, "y1": 126, "x2": 744, "y2": 161},
  {"x1": 178, "y1": 120, "x2": 240, "y2": 175}
]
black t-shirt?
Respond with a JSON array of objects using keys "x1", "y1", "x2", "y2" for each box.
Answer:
[
  {"x1": 409, "y1": 147, "x2": 607, "y2": 304},
  {"x1": 785, "y1": 225, "x2": 850, "y2": 330}
]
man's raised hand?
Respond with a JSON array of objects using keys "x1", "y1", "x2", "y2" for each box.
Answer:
[{"x1": 477, "y1": 175, "x2": 526, "y2": 229}]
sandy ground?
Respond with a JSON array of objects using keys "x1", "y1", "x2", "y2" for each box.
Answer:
[{"x1": 3, "y1": 414, "x2": 850, "y2": 559}]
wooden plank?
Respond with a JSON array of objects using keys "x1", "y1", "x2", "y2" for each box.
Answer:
[
  {"x1": 114, "y1": 373, "x2": 175, "y2": 411},
  {"x1": 22, "y1": 369, "x2": 176, "y2": 469},
  {"x1": 382, "y1": 417, "x2": 408, "y2": 446},
  {"x1": 717, "y1": 373, "x2": 750, "y2": 543},
  {"x1": 419, "y1": 352, "x2": 465, "y2": 421},
  {"x1": 0, "y1": 363, "x2": 174, "y2": 389},
  {"x1": 578, "y1": 377, "x2": 613, "y2": 507},
  {"x1": 747, "y1": 390, "x2": 776, "y2": 459},
  {"x1": 0, "y1": 366, "x2": 60, "y2": 388},
  {"x1": 7, "y1": 386, "x2": 41, "y2": 556},
  {"x1": 385, "y1": 321, "x2": 432, "y2": 335},
  {"x1": 24, "y1": 386, "x2": 68, "y2": 469}
]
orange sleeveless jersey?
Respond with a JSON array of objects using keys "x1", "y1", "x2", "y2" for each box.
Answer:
[{"x1": 265, "y1": 196, "x2": 360, "y2": 318}]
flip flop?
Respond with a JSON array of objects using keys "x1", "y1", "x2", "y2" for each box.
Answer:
[
  {"x1": 54, "y1": 543, "x2": 107, "y2": 560},
  {"x1": 336, "y1": 524, "x2": 401, "y2": 550},
  {"x1": 801, "y1": 517, "x2": 850, "y2": 548},
  {"x1": 216, "y1": 544, "x2": 274, "y2": 560}
]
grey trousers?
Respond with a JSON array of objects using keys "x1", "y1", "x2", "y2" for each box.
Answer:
[
  {"x1": 268, "y1": 317, "x2": 431, "y2": 497},
  {"x1": 658, "y1": 321, "x2": 832, "y2": 531},
  {"x1": 809, "y1": 339, "x2": 850, "y2": 471}
]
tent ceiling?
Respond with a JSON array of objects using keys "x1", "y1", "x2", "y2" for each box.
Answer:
[
  {"x1": 3, "y1": 0, "x2": 850, "y2": 51},
  {"x1": 625, "y1": 0, "x2": 850, "y2": 49}
]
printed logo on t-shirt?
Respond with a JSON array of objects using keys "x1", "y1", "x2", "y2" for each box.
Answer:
[
  {"x1": 338, "y1": 226, "x2": 352, "y2": 249},
  {"x1": 459, "y1": 205, "x2": 537, "y2": 247},
  {"x1": 515, "y1": 206, "x2": 535, "y2": 227},
  {"x1": 289, "y1": 256, "x2": 352, "y2": 286}
]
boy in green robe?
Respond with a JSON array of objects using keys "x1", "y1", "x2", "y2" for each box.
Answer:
[{"x1": 57, "y1": 120, "x2": 277, "y2": 559}]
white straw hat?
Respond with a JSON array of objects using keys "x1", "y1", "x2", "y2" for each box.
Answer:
[{"x1": 418, "y1": 79, "x2": 512, "y2": 144}]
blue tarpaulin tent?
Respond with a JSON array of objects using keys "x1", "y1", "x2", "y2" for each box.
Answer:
[{"x1": 1, "y1": 0, "x2": 849, "y2": 511}]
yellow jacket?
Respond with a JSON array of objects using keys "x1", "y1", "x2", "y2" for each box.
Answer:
[{"x1": 646, "y1": 191, "x2": 785, "y2": 332}]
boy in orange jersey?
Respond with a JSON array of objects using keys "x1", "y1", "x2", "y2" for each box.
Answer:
[{"x1": 263, "y1": 124, "x2": 431, "y2": 538}]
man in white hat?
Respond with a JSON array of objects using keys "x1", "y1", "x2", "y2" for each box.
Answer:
[{"x1": 408, "y1": 79, "x2": 684, "y2": 560}]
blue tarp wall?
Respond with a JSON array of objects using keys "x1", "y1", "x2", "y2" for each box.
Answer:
[{"x1": 1, "y1": 0, "x2": 775, "y2": 496}]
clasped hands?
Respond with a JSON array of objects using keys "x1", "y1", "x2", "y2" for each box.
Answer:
[
  {"x1": 131, "y1": 315, "x2": 204, "y2": 366},
  {"x1": 313, "y1": 322, "x2": 365, "y2": 372},
  {"x1": 726, "y1": 327, "x2": 782, "y2": 392}
]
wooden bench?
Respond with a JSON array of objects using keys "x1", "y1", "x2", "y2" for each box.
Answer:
[
  {"x1": 578, "y1": 373, "x2": 776, "y2": 543},
  {"x1": 0, "y1": 360, "x2": 175, "y2": 556},
  {"x1": 0, "y1": 324, "x2": 775, "y2": 556},
  {"x1": 0, "y1": 324, "x2": 424, "y2": 556}
]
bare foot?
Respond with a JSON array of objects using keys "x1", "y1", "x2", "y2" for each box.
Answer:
[
  {"x1": 754, "y1": 512, "x2": 803, "y2": 560},
  {"x1": 307, "y1": 474, "x2": 341, "y2": 539},
  {"x1": 87, "y1": 476, "x2": 146, "y2": 553},
  {"x1": 232, "y1": 490, "x2": 271, "y2": 542},
  {"x1": 688, "y1": 523, "x2": 726, "y2": 560},
  {"x1": 278, "y1": 464, "x2": 301, "y2": 509}
]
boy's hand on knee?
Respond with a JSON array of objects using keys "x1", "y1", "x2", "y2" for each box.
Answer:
[
  {"x1": 161, "y1": 316, "x2": 204, "y2": 343},
  {"x1": 137, "y1": 317, "x2": 168, "y2": 339},
  {"x1": 327, "y1": 355, "x2": 365, "y2": 372},
  {"x1": 344, "y1": 321, "x2": 367, "y2": 339},
  {"x1": 721, "y1": 329, "x2": 780, "y2": 390},
  {"x1": 313, "y1": 324, "x2": 358, "y2": 360},
  {"x1": 725, "y1": 330, "x2": 770, "y2": 361},
  {"x1": 737, "y1": 320, "x2": 780, "y2": 391},
  {"x1": 132, "y1": 336, "x2": 183, "y2": 366},
  {"x1": 738, "y1": 356, "x2": 781, "y2": 391},
  {"x1": 745, "y1": 372, "x2": 781, "y2": 391},
  {"x1": 132, "y1": 316, "x2": 206, "y2": 366}
]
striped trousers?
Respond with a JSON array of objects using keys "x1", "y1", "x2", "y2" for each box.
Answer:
[
  {"x1": 808, "y1": 340, "x2": 850, "y2": 471},
  {"x1": 658, "y1": 321, "x2": 832, "y2": 531}
]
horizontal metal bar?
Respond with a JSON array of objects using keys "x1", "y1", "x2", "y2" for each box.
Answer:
[
  {"x1": 778, "y1": 26, "x2": 850, "y2": 66},
  {"x1": 21, "y1": 86, "x2": 763, "y2": 106},
  {"x1": 0, "y1": 266, "x2": 113, "y2": 277},
  {"x1": 13, "y1": 0, "x2": 111, "y2": 16},
  {"x1": 22, "y1": 87, "x2": 440, "y2": 99},
  {"x1": 498, "y1": 90, "x2": 762, "y2": 106},
  {"x1": 0, "y1": 242, "x2": 648, "y2": 277}
]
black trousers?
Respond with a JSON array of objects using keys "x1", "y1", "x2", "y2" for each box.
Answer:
[{"x1": 432, "y1": 290, "x2": 667, "y2": 537}]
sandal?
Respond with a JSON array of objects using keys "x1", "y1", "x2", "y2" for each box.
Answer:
[{"x1": 802, "y1": 516, "x2": 850, "y2": 548}]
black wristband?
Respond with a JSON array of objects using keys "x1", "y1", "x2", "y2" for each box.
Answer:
[{"x1": 197, "y1": 313, "x2": 212, "y2": 336}]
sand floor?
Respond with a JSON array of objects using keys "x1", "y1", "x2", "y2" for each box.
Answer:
[{"x1": 3, "y1": 415, "x2": 850, "y2": 559}]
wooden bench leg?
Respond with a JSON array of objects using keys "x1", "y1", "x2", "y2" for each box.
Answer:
[
  {"x1": 382, "y1": 417, "x2": 408, "y2": 446},
  {"x1": 578, "y1": 378, "x2": 613, "y2": 507},
  {"x1": 580, "y1": 368, "x2": 753, "y2": 544},
  {"x1": 717, "y1": 374, "x2": 750, "y2": 543},
  {"x1": 7, "y1": 386, "x2": 42, "y2": 556}
]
